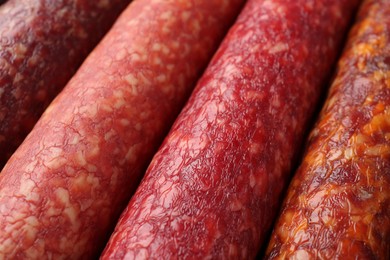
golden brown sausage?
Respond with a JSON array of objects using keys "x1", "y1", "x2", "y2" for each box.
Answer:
[{"x1": 266, "y1": 0, "x2": 390, "y2": 259}]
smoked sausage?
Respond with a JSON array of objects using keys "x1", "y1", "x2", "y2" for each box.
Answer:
[
  {"x1": 266, "y1": 0, "x2": 390, "y2": 259},
  {"x1": 0, "y1": 0, "x2": 131, "y2": 168},
  {"x1": 101, "y1": 0, "x2": 361, "y2": 258},
  {"x1": 0, "y1": 0, "x2": 245, "y2": 258}
]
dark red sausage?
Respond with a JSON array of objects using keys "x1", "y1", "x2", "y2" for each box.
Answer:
[
  {"x1": 101, "y1": 0, "x2": 361, "y2": 259},
  {"x1": 0, "y1": 0, "x2": 131, "y2": 168},
  {"x1": 0, "y1": 0, "x2": 245, "y2": 258},
  {"x1": 266, "y1": 0, "x2": 390, "y2": 259}
]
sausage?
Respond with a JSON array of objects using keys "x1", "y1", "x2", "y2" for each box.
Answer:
[
  {"x1": 100, "y1": 0, "x2": 361, "y2": 259},
  {"x1": 266, "y1": 0, "x2": 390, "y2": 259},
  {"x1": 0, "y1": 0, "x2": 245, "y2": 258},
  {"x1": 0, "y1": 0, "x2": 131, "y2": 168}
]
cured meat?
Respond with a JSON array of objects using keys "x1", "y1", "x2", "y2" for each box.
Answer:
[
  {"x1": 101, "y1": 0, "x2": 361, "y2": 259},
  {"x1": 0, "y1": 0, "x2": 245, "y2": 258},
  {"x1": 0, "y1": 0, "x2": 131, "y2": 168},
  {"x1": 266, "y1": 0, "x2": 390, "y2": 259}
]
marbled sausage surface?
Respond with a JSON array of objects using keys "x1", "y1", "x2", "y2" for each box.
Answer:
[
  {"x1": 0, "y1": 0, "x2": 245, "y2": 258},
  {"x1": 102, "y1": 0, "x2": 360, "y2": 258},
  {"x1": 0, "y1": 0, "x2": 132, "y2": 167}
]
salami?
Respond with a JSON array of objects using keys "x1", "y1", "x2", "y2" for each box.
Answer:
[
  {"x1": 266, "y1": 0, "x2": 390, "y2": 259},
  {"x1": 101, "y1": 0, "x2": 360, "y2": 259},
  {"x1": 0, "y1": 0, "x2": 245, "y2": 258},
  {"x1": 0, "y1": 0, "x2": 131, "y2": 168}
]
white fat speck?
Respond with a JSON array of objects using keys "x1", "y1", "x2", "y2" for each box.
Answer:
[
  {"x1": 75, "y1": 150, "x2": 87, "y2": 166},
  {"x1": 269, "y1": 43, "x2": 289, "y2": 54},
  {"x1": 113, "y1": 90, "x2": 124, "y2": 98},
  {"x1": 327, "y1": 149, "x2": 342, "y2": 161},
  {"x1": 114, "y1": 99, "x2": 126, "y2": 109},
  {"x1": 64, "y1": 207, "x2": 78, "y2": 226},
  {"x1": 249, "y1": 174, "x2": 256, "y2": 188},
  {"x1": 293, "y1": 250, "x2": 310, "y2": 259},
  {"x1": 153, "y1": 56, "x2": 162, "y2": 65},
  {"x1": 69, "y1": 135, "x2": 80, "y2": 145},
  {"x1": 230, "y1": 199, "x2": 243, "y2": 211},
  {"x1": 25, "y1": 216, "x2": 39, "y2": 227},
  {"x1": 46, "y1": 157, "x2": 67, "y2": 170},
  {"x1": 101, "y1": 104, "x2": 113, "y2": 112},
  {"x1": 104, "y1": 129, "x2": 116, "y2": 141},
  {"x1": 152, "y1": 43, "x2": 161, "y2": 51},
  {"x1": 171, "y1": 41, "x2": 180, "y2": 49},
  {"x1": 139, "y1": 73, "x2": 152, "y2": 86},
  {"x1": 156, "y1": 74, "x2": 167, "y2": 82},
  {"x1": 249, "y1": 143, "x2": 261, "y2": 155},
  {"x1": 344, "y1": 148, "x2": 354, "y2": 160},
  {"x1": 120, "y1": 119, "x2": 130, "y2": 126},
  {"x1": 161, "y1": 44, "x2": 170, "y2": 55},
  {"x1": 125, "y1": 145, "x2": 139, "y2": 163},
  {"x1": 140, "y1": 111, "x2": 150, "y2": 119},
  {"x1": 18, "y1": 178, "x2": 36, "y2": 196},
  {"x1": 191, "y1": 20, "x2": 201, "y2": 34},
  {"x1": 115, "y1": 49, "x2": 127, "y2": 61},
  {"x1": 271, "y1": 95, "x2": 281, "y2": 107},
  {"x1": 181, "y1": 11, "x2": 191, "y2": 22},
  {"x1": 131, "y1": 52, "x2": 141, "y2": 62},
  {"x1": 56, "y1": 187, "x2": 71, "y2": 206},
  {"x1": 160, "y1": 10, "x2": 173, "y2": 20},
  {"x1": 13, "y1": 73, "x2": 23, "y2": 84},
  {"x1": 224, "y1": 63, "x2": 239, "y2": 77}
]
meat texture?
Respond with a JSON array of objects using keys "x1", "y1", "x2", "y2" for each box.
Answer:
[
  {"x1": 0, "y1": 0, "x2": 245, "y2": 258},
  {"x1": 0, "y1": 0, "x2": 132, "y2": 168},
  {"x1": 101, "y1": 0, "x2": 361, "y2": 259},
  {"x1": 266, "y1": 0, "x2": 390, "y2": 259}
]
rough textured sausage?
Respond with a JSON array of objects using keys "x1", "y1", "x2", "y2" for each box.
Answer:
[
  {"x1": 266, "y1": 0, "x2": 390, "y2": 259},
  {"x1": 0, "y1": 0, "x2": 131, "y2": 168},
  {"x1": 101, "y1": 0, "x2": 360, "y2": 259},
  {"x1": 0, "y1": 0, "x2": 245, "y2": 258}
]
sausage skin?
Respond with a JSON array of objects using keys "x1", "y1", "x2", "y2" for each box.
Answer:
[
  {"x1": 266, "y1": 0, "x2": 390, "y2": 259},
  {"x1": 101, "y1": 0, "x2": 360, "y2": 259},
  {"x1": 0, "y1": 0, "x2": 245, "y2": 258},
  {"x1": 0, "y1": 0, "x2": 132, "y2": 168}
]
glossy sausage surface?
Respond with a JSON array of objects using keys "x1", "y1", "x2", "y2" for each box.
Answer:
[
  {"x1": 0, "y1": 0, "x2": 245, "y2": 258},
  {"x1": 101, "y1": 0, "x2": 360, "y2": 259},
  {"x1": 266, "y1": 0, "x2": 390, "y2": 259}
]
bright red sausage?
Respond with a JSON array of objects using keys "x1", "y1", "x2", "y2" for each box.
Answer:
[
  {"x1": 101, "y1": 0, "x2": 361, "y2": 259},
  {"x1": 0, "y1": 0, "x2": 245, "y2": 258},
  {"x1": 266, "y1": 0, "x2": 390, "y2": 259},
  {"x1": 0, "y1": 0, "x2": 132, "y2": 168}
]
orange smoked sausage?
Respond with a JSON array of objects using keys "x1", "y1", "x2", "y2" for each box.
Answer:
[{"x1": 266, "y1": 0, "x2": 390, "y2": 259}]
